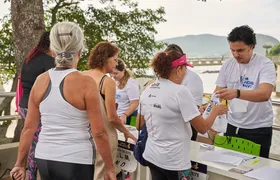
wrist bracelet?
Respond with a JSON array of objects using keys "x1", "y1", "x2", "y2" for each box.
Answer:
[
  {"x1": 123, "y1": 113, "x2": 128, "y2": 117},
  {"x1": 236, "y1": 89, "x2": 241, "y2": 98}
]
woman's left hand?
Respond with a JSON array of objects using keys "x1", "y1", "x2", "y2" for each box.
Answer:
[
  {"x1": 10, "y1": 166, "x2": 26, "y2": 180},
  {"x1": 124, "y1": 131, "x2": 137, "y2": 143}
]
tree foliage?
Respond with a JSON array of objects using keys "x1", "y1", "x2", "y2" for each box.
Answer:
[
  {"x1": 45, "y1": 0, "x2": 166, "y2": 75},
  {"x1": 269, "y1": 44, "x2": 280, "y2": 56},
  {"x1": 0, "y1": 0, "x2": 166, "y2": 141},
  {"x1": 0, "y1": 15, "x2": 14, "y2": 84},
  {"x1": 0, "y1": 0, "x2": 166, "y2": 84}
]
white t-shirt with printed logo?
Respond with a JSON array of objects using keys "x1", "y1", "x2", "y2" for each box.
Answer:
[
  {"x1": 182, "y1": 68, "x2": 204, "y2": 106},
  {"x1": 140, "y1": 78, "x2": 200, "y2": 170},
  {"x1": 216, "y1": 54, "x2": 276, "y2": 129},
  {"x1": 116, "y1": 78, "x2": 139, "y2": 116}
]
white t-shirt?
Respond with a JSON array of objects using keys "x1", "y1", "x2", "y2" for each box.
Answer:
[
  {"x1": 182, "y1": 68, "x2": 204, "y2": 106},
  {"x1": 140, "y1": 78, "x2": 200, "y2": 170},
  {"x1": 116, "y1": 78, "x2": 139, "y2": 116},
  {"x1": 216, "y1": 54, "x2": 276, "y2": 129}
]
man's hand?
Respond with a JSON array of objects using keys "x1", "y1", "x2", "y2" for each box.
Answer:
[{"x1": 215, "y1": 88, "x2": 238, "y2": 100}]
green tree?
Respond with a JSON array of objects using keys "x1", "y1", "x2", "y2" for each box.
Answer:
[
  {"x1": 45, "y1": 0, "x2": 166, "y2": 74},
  {"x1": 0, "y1": 0, "x2": 166, "y2": 82},
  {"x1": 0, "y1": 0, "x2": 45, "y2": 142},
  {"x1": 269, "y1": 44, "x2": 280, "y2": 56}
]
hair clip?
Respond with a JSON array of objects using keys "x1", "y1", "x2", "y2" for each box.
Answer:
[
  {"x1": 57, "y1": 52, "x2": 74, "y2": 58},
  {"x1": 58, "y1": 32, "x2": 72, "y2": 37}
]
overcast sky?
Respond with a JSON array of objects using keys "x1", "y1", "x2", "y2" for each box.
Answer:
[{"x1": 1, "y1": 0, "x2": 279, "y2": 41}]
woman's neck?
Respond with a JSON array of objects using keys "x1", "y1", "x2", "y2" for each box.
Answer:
[
  {"x1": 44, "y1": 50, "x2": 53, "y2": 57},
  {"x1": 56, "y1": 64, "x2": 73, "y2": 69},
  {"x1": 93, "y1": 67, "x2": 107, "y2": 74},
  {"x1": 168, "y1": 75, "x2": 182, "y2": 85}
]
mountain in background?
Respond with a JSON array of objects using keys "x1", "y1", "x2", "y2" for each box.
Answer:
[{"x1": 160, "y1": 34, "x2": 279, "y2": 57}]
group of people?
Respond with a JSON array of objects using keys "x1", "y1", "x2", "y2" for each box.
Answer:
[
  {"x1": 136, "y1": 25, "x2": 275, "y2": 180},
  {"x1": 10, "y1": 21, "x2": 276, "y2": 180},
  {"x1": 11, "y1": 22, "x2": 139, "y2": 180}
]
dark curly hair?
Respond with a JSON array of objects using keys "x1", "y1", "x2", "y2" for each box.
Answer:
[
  {"x1": 88, "y1": 41, "x2": 119, "y2": 69},
  {"x1": 26, "y1": 31, "x2": 50, "y2": 63},
  {"x1": 164, "y1": 44, "x2": 184, "y2": 55},
  {"x1": 151, "y1": 50, "x2": 183, "y2": 79},
  {"x1": 227, "y1": 25, "x2": 256, "y2": 48}
]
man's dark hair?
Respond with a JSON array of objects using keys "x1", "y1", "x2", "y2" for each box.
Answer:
[
  {"x1": 164, "y1": 44, "x2": 184, "y2": 55},
  {"x1": 227, "y1": 25, "x2": 256, "y2": 48}
]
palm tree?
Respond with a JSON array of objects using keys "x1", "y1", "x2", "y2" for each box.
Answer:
[{"x1": 263, "y1": 44, "x2": 272, "y2": 56}]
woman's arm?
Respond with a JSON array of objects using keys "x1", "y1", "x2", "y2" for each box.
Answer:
[
  {"x1": 136, "y1": 114, "x2": 145, "y2": 130},
  {"x1": 104, "y1": 78, "x2": 137, "y2": 142},
  {"x1": 124, "y1": 100, "x2": 139, "y2": 116},
  {"x1": 14, "y1": 85, "x2": 40, "y2": 168},
  {"x1": 119, "y1": 79, "x2": 140, "y2": 123},
  {"x1": 119, "y1": 100, "x2": 139, "y2": 124},
  {"x1": 11, "y1": 74, "x2": 46, "y2": 179}
]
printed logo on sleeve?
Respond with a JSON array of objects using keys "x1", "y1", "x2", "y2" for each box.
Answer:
[
  {"x1": 150, "y1": 83, "x2": 160, "y2": 89},
  {"x1": 148, "y1": 94, "x2": 156, "y2": 98}
]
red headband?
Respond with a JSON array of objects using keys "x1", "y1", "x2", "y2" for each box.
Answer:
[{"x1": 171, "y1": 54, "x2": 194, "y2": 68}]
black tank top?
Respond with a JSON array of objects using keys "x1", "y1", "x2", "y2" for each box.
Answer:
[{"x1": 99, "y1": 75, "x2": 107, "y2": 100}]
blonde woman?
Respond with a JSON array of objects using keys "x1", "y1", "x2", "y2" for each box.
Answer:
[{"x1": 111, "y1": 59, "x2": 140, "y2": 125}]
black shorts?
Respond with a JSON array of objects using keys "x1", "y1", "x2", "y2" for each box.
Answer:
[
  {"x1": 36, "y1": 158, "x2": 94, "y2": 180},
  {"x1": 146, "y1": 161, "x2": 193, "y2": 180},
  {"x1": 225, "y1": 123, "x2": 272, "y2": 158}
]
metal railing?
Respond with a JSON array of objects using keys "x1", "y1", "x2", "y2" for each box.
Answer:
[
  {"x1": 0, "y1": 92, "x2": 16, "y2": 98},
  {"x1": 188, "y1": 56, "x2": 280, "y2": 63},
  {"x1": 1, "y1": 92, "x2": 280, "y2": 129}
]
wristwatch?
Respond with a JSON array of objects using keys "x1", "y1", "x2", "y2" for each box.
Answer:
[{"x1": 236, "y1": 89, "x2": 241, "y2": 98}]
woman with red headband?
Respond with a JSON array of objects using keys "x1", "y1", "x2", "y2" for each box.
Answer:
[{"x1": 137, "y1": 50, "x2": 228, "y2": 180}]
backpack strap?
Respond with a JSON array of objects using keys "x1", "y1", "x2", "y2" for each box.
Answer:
[{"x1": 137, "y1": 102, "x2": 142, "y2": 139}]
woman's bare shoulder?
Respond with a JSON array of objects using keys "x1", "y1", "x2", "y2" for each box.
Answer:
[
  {"x1": 103, "y1": 75, "x2": 116, "y2": 87},
  {"x1": 34, "y1": 72, "x2": 50, "y2": 87}
]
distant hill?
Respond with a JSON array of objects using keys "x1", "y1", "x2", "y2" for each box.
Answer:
[{"x1": 161, "y1": 34, "x2": 279, "y2": 57}]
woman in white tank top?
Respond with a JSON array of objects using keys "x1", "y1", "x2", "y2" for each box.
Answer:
[{"x1": 10, "y1": 22, "x2": 116, "y2": 180}]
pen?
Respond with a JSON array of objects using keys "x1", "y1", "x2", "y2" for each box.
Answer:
[
  {"x1": 244, "y1": 156, "x2": 256, "y2": 162},
  {"x1": 251, "y1": 159, "x2": 260, "y2": 165}
]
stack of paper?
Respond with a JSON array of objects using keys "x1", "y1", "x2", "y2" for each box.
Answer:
[
  {"x1": 244, "y1": 166, "x2": 280, "y2": 180},
  {"x1": 201, "y1": 149, "x2": 251, "y2": 166}
]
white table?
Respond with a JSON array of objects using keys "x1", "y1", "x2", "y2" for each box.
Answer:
[
  {"x1": 117, "y1": 126, "x2": 280, "y2": 180},
  {"x1": 189, "y1": 141, "x2": 280, "y2": 180}
]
